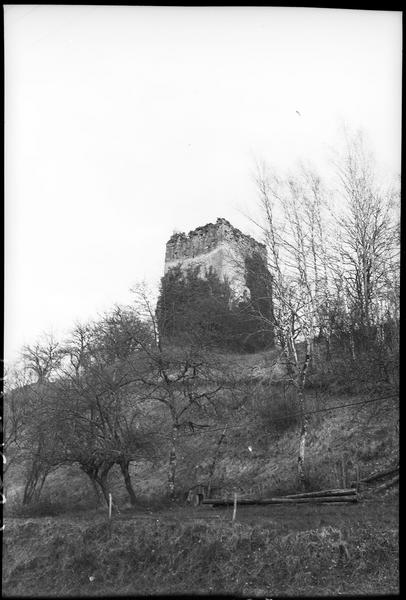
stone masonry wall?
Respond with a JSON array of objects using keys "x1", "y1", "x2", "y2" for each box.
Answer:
[{"x1": 164, "y1": 218, "x2": 267, "y2": 297}]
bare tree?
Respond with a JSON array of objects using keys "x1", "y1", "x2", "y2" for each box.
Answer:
[
  {"x1": 253, "y1": 132, "x2": 399, "y2": 488},
  {"x1": 17, "y1": 383, "x2": 62, "y2": 504},
  {"x1": 130, "y1": 285, "x2": 231, "y2": 500},
  {"x1": 2, "y1": 367, "x2": 31, "y2": 485},
  {"x1": 332, "y1": 131, "x2": 400, "y2": 350},
  {"x1": 54, "y1": 308, "x2": 158, "y2": 506},
  {"x1": 60, "y1": 323, "x2": 93, "y2": 379},
  {"x1": 22, "y1": 334, "x2": 62, "y2": 384},
  {"x1": 254, "y1": 162, "x2": 332, "y2": 488}
]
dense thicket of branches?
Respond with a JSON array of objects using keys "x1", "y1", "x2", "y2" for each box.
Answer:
[
  {"x1": 253, "y1": 131, "x2": 399, "y2": 487},
  {"x1": 4, "y1": 313, "x2": 161, "y2": 506},
  {"x1": 4, "y1": 297, "x2": 235, "y2": 505},
  {"x1": 156, "y1": 263, "x2": 273, "y2": 352}
]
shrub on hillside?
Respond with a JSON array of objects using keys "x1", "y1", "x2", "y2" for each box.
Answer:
[
  {"x1": 9, "y1": 499, "x2": 67, "y2": 518},
  {"x1": 7, "y1": 494, "x2": 99, "y2": 518},
  {"x1": 256, "y1": 385, "x2": 300, "y2": 435},
  {"x1": 306, "y1": 334, "x2": 399, "y2": 397},
  {"x1": 156, "y1": 264, "x2": 273, "y2": 352}
]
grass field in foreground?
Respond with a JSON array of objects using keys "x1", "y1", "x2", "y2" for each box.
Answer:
[{"x1": 3, "y1": 499, "x2": 398, "y2": 597}]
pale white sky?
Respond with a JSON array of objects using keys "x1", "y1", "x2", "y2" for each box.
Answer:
[{"x1": 4, "y1": 6, "x2": 402, "y2": 363}]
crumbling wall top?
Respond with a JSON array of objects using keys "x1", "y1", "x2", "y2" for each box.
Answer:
[{"x1": 166, "y1": 217, "x2": 265, "y2": 263}]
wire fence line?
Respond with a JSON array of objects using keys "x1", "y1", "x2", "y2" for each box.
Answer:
[{"x1": 178, "y1": 393, "x2": 399, "y2": 438}]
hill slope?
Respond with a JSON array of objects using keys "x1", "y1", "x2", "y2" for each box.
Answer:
[{"x1": 5, "y1": 347, "x2": 398, "y2": 512}]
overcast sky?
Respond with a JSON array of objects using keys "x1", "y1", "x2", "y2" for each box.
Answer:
[{"x1": 4, "y1": 6, "x2": 402, "y2": 363}]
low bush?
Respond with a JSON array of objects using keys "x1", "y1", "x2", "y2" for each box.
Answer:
[
  {"x1": 256, "y1": 385, "x2": 300, "y2": 435},
  {"x1": 8, "y1": 500, "x2": 66, "y2": 518},
  {"x1": 7, "y1": 496, "x2": 98, "y2": 518}
]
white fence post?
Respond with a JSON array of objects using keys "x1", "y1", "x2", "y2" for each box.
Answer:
[
  {"x1": 232, "y1": 492, "x2": 237, "y2": 522},
  {"x1": 107, "y1": 493, "x2": 113, "y2": 538}
]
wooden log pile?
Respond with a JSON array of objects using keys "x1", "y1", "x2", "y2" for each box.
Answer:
[
  {"x1": 350, "y1": 464, "x2": 399, "y2": 491},
  {"x1": 201, "y1": 464, "x2": 398, "y2": 507},
  {"x1": 374, "y1": 474, "x2": 399, "y2": 493},
  {"x1": 202, "y1": 486, "x2": 358, "y2": 506}
]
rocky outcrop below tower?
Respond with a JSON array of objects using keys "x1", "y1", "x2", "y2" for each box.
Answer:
[{"x1": 164, "y1": 218, "x2": 267, "y2": 297}]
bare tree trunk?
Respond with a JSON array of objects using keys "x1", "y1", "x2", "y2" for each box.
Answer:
[
  {"x1": 119, "y1": 460, "x2": 137, "y2": 506},
  {"x1": 33, "y1": 471, "x2": 48, "y2": 502},
  {"x1": 82, "y1": 467, "x2": 105, "y2": 505},
  {"x1": 207, "y1": 425, "x2": 227, "y2": 498},
  {"x1": 97, "y1": 474, "x2": 110, "y2": 506},
  {"x1": 89, "y1": 476, "x2": 104, "y2": 505},
  {"x1": 325, "y1": 332, "x2": 331, "y2": 362},
  {"x1": 297, "y1": 344, "x2": 312, "y2": 490},
  {"x1": 349, "y1": 334, "x2": 356, "y2": 360},
  {"x1": 23, "y1": 457, "x2": 48, "y2": 505},
  {"x1": 167, "y1": 421, "x2": 179, "y2": 501},
  {"x1": 341, "y1": 454, "x2": 347, "y2": 488},
  {"x1": 91, "y1": 462, "x2": 114, "y2": 507},
  {"x1": 283, "y1": 340, "x2": 296, "y2": 380},
  {"x1": 23, "y1": 475, "x2": 37, "y2": 505},
  {"x1": 297, "y1": 390, "x2": 309, "y2": 491}
]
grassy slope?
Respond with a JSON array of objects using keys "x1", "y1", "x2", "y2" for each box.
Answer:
[
  {"x1": 3, "y1": 499, "x2": 399, "y2": 596},
  {"x1": 5, "y1": 348, "x2": 399, "y2": 508}
]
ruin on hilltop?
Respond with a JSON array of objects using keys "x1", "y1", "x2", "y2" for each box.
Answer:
[
  {"x1": 164, "y1": 218, "x2": 268, "y2": 298},
  {"x1": 158, "y1": 218, "x2": 274, "y2": 351}
]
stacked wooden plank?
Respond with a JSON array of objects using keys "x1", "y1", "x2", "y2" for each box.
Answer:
[{"x1": 202, "y1": 486, "x2": 358, "y2": 506}]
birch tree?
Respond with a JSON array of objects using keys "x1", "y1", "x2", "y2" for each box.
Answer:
[
  {"x1": 254, "y1": 132, "x2": 399, "y2": 487},
  {"x1": 255, "y1": 162, "x2": 334, "y2": 489},
  {"x1": 332, "y1": 131, "x2": 400, "y2": 352}
]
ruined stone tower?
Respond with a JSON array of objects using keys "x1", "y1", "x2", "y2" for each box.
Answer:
[{"x1": 164, "y1": 218, "x2": 267, "y2": 298}]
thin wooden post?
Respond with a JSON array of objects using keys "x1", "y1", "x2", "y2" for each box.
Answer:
[
  {"x1": 341, "y1": 454, "x2": 347, "y2": 488},
  {"x1": 232, "y1": 492, "x2": 237, "y2": 522},
  {"x1": 355, "y1": 464, "x2": 360, "y2": 493},
  {"x1": 333, "y1": 461, "x2": 340, "y2": 488},
  {"x1": 108, "y1": 493, "x2": 112, "y2": 538}
]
